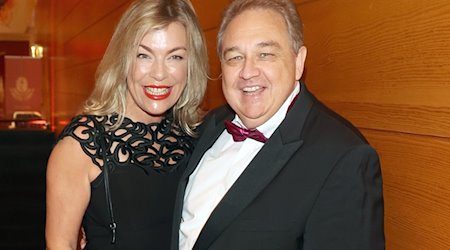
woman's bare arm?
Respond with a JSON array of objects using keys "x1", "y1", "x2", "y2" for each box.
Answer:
[{"x1": 45, "y1": 136, "x2": 99, "y2": 249}]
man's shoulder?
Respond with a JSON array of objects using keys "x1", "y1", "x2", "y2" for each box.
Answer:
[
  {"x1": 204, "y1": 105, "x2": 234, "y2": 123},
  {"x1": 308, "y1": 99, "x2": 369, "y2": 146},
  {"x1": 196, "y1": 105, "x2": 233, "y2": 135}
]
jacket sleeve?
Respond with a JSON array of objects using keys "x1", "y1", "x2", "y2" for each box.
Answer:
[{"x1": 303, "y1": 144, "x2": 385, "y2": 250}]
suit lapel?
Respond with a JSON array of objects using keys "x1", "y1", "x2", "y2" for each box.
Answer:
[
  {"x1": 171, "y1": 106, "x2": 236, "y2": 250},
  {"x1": 193, "y1": 130, "x2": 303, "y2": 250},
  {"x1": 194, "y1": 82, "x2": 315, "y2": 249}
]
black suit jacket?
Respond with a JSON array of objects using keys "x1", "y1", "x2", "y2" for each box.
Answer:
[{"x1": 171, "y1": 82, "x2": 385, "y2": 250}]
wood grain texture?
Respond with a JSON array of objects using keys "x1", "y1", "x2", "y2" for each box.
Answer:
[
  {"x1": 325, "y1": 101, "x2": 450, "y2": 138},
  {"x1": 56, "y1": 2, "x2": 130, "y2": 70},
  {"x1": 55, "y1": 0, "x2": 130, "y2": 45},
  {"x1": 297, "y1": 0, "x2": 450, "y2": 249},
  {"x1": 201, "y1": 28, "x2": 225, "y2": 110},
  {"x1": 50, "y1": 0, "x2": 133, "y2": 130},
  {"x1": 298, "y1": 0, "x2": 450, "y2": 106},
  {"x1": 362, "y1": 129, "x2": 450, "y2": 249},
  {"x1": 191, "y1": 0, "x2": 231, "y2": 31}
]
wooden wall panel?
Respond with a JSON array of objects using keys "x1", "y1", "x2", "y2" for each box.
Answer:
[
  {"x1": 52, "y1": 62, "x2": 98, "y2": 118},
  {"x1": 55, "y1": 0, "x2": 130, "y2": 44},
  {"x1": 190, "y1": 0, "x2": 230, "y2": 111},
  {"x1": 298, "y1": 0, "x2": 450, "y2": 107},
  {"x1": 191, "y1": 0, "x2": 230, "y2": 30},
  {"x1": 363, "y1": 129, "x2": 450, "y2": 249},
  {"x1": 201, "y1": 28, "x2": 225, "y2": 110},
  {"x1": 326, "y1": 101, "x2": 450, "y2": 138},
  {"x1": 51, "y1": 1, "x2": 133, "y2": 130},
  {"x1": 298, "y1": 0, "x2": 450, "y2": 249},
  {"x1": 55, "y1": 62, "x2": 98, "y2": 98},
  {"x1": 56, "y1": 1, "x2": 130, "y2": 67},
  {"x1": 53, "y1": 0, "x2": 80, "y2": 24}
]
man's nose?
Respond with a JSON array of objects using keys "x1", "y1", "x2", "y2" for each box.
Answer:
[{"x1": 239, "y1": 58, "x2": 260, "y2": 80}]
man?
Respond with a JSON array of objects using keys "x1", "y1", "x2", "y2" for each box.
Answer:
[{"x1": 172, "y1": 0, "x2": 385, "y2": 249}]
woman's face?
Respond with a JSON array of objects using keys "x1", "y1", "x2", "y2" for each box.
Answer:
[{"x1": 126, "y1": 22, "x2": 188, "y2": 123}]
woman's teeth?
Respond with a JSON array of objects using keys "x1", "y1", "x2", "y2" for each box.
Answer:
[{"x1": 145, "y1": 87, "x2": 169, "y2": 95}]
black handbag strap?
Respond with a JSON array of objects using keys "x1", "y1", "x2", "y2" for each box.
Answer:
[{"x1": 99, "y1": 133, "x2": 117, "y2": 244}]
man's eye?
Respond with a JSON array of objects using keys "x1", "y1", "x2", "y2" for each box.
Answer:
[
  {"x1": 227, "y1": 55, "x2": 243, "y2": 62},
  {"x1": 260, "y1": 53, "x2": 274, "y2": 58}
]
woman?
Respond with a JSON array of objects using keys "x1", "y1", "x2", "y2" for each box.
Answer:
[{"x1": 45, "y1": 0, "x2": 208, "y2": 249}]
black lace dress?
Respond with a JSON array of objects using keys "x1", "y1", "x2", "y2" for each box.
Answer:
[{"x1": 57, "y1": 114, "x2": 194, "y2": 250}]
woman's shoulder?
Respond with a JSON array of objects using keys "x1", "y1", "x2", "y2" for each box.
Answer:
[
  {"x1": 58, "y1": 114, "x2": 108, "y2": 141},
  {"x1": 56, "y1": 114, "x2": 110, "y2": 167}
]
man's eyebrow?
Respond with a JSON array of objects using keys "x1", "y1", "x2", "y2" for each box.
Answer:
[
  {"x1": 138, "y1": 44, "x2": 187, "y2": 54},
  {"x1": 223, "y1": 41, "x2": 281, "y2": 55},
  {"x1": 257, "y1": 41, "x2": 281, "y2": 49},
  {"x1": 222, "y1": 46, "x2": 239, "y2": 58}
]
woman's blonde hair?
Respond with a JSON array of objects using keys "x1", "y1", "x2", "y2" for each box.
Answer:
[{"x1": 83, "y1": 0, "x2": 208, "y2": 136}]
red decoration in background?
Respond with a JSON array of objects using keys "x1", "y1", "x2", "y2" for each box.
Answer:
[{"x1": 3, "y1": 56, "x2": 43, "y2": 118}]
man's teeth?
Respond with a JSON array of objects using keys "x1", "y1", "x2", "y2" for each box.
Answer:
[
  {"x1": 145, "y1": 87, "x2": 169, "y2": 95},
  {"x1": 243, "y1": 86, "x2": 261, "y2": 93}
]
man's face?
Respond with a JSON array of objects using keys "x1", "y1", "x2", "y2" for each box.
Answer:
[{"x1": 221, "y1": 8, "x2": 306, "y2": 129}]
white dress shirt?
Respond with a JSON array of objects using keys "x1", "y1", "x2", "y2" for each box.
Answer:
[{"x1": 179, "y1": 83, "x2": 300, "y2": 250}]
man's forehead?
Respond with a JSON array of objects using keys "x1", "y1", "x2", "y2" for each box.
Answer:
[{"x1": 222, "y1": 39, "x2": 282, "y2": 56}]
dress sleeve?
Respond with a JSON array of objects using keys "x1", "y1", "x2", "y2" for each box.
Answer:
[{"x1": 57, "y1": 115, "x2": 106, "y2": 169}]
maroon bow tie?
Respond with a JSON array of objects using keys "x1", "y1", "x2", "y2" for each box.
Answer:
[{"x1": 224, "y1": 120, "x2": 268, "y2": 143}]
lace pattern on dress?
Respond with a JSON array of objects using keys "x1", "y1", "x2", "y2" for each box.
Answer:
[{"x1": 57, "y1": 113, "x2": 194, "y2": 174}]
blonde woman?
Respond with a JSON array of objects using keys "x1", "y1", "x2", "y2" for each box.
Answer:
[{"x1": 45, "y1": 0, "x2": 208, "y2": 249}]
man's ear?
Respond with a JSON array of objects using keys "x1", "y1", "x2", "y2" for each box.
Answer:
[{"x1": 295, "y1": 46, "x2": 307, "y2": 80}]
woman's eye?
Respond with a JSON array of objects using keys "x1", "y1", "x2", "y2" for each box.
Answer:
[
  {"x1": 170, "y1": 55, "x2": 184, "y2": 60},
  {"x1": 137, "y1": 53, "x2": 150, "y2": 59}
]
